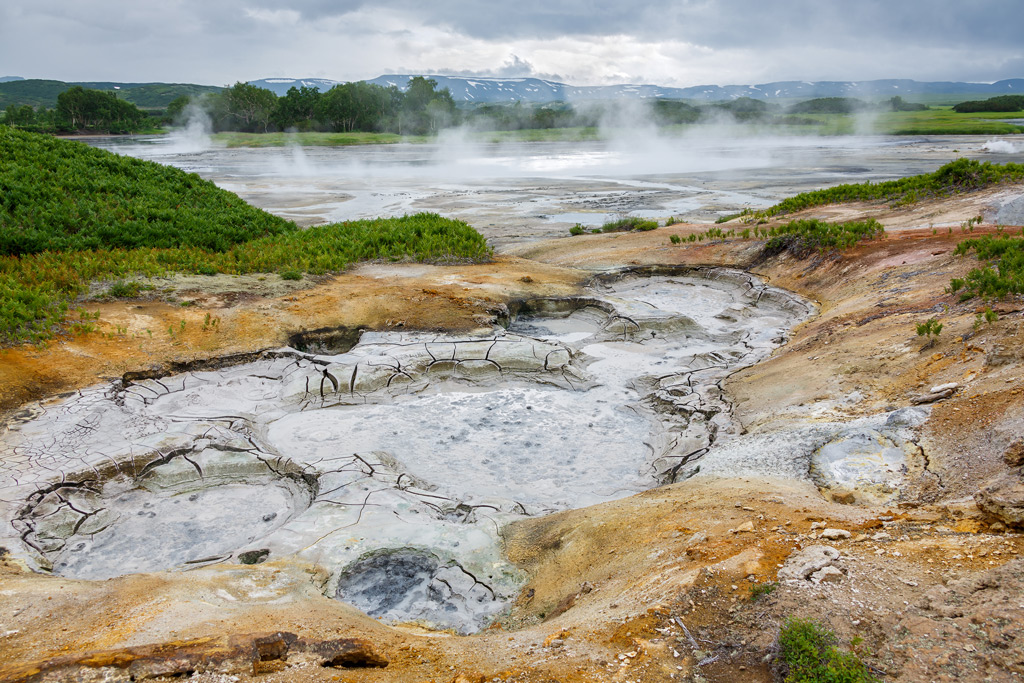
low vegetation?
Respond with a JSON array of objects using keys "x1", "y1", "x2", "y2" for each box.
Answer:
[
  {"x1": 1, "y1": 126, "x2": 294, "y2": 254},
  {"x1": 953, "y1": 95, "x2": 1024, "y2": 113},
  {"x1": 760, "y1": 219, "x2": 885, "y2": 258},
  {"x1": 756, "y1": 159, "x2": 1024, "y2": 218},
  {"x1": 777, "y1": 617, "x2": 878, "y2": 683},
  {"x1": 0, "y1": 128, "x2": 491, "y2": 342},
  {"x1": 599, "y1": 217, "x2": 659, "y2": 233},
  {"x1": 952, "y1": 233, "x2": 1024, "y2": 299}
]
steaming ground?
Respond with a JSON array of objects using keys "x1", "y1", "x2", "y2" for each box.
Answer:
[{"x1": 86, "y1": 131, "x2": 1020, "y2": 248}]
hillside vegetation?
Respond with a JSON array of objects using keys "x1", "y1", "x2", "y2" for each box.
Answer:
[
  {"x1": 0, "y1": 127, "x2": 491, "y2": 342},
  {"x1": 754, "y1": 159, "x2": 1024, "y2": 218}
]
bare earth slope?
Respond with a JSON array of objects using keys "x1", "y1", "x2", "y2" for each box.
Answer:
[{"x1": 2, "y1": 185, "x2": 1024, "y2": 683}]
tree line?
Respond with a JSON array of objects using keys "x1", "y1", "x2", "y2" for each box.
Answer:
[
  {"x1": 169, "y1": 77, "x2": 459, "y2": 136},
  {"x1": 1, "y1": 86, "x2": 152, "y2": 134},
  {"x1": 953, "y1": 95, "x2": 1024, "y2": 113}
]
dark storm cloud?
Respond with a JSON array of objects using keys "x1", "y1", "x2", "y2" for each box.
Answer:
[
  {"x1": 0, "y1": 0, "x2": 1021, "y2": 85},
  {"x1": 242, "y1": 0, "x2": 1024, "y2": 49}
]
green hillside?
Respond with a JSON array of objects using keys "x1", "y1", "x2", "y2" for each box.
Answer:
[
  {"x1": 0, "y1": 79, "x2": 222, "y2": 111},
  {"x1": 0, "y1": 127, "x2": 490, "y2": 342}
]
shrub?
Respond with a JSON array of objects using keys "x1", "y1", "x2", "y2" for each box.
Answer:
[
  {"x1": 670, "y1": 234, "x2": 682, "y2": 245},
  {"x1": 760, "y1": 219, "x2": 885, "y2": 259},
  {"x1": 756, "y1": 159, "x2": 1024, "y2": 218},
  {"x1": 280, "y1": 269, "x2": 302, "y2": 281},
  {"x1": 953, "y1": 235, "x2": 1024, "y2": 299},
  {"x1": 778, "y1": 618, "x2": 878, "y2": 683},
  {"x1": 107, "y1": 280, "x2": 142, "y2": 298},
  {"x1": 750, "y1": 582, "x2": 777, "y2": 601},
  {"x1": 599, "y1": 217, "x2": 659, "y2": 233},
  {"x1": 569, "y1": 224, "x2": 586, "y2": 236},
  {"x1": 916, "y1": 318, "x2": 943, "y2": 338}
]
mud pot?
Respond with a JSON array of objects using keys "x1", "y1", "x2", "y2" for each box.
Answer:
[{"x1": 1, "y1": 268, "x2": 809, "y2": 634}]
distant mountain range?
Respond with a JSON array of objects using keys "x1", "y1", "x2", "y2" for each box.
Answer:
[{"x1": 250, "y1": 75, "x2": 1024, "y2": 104}]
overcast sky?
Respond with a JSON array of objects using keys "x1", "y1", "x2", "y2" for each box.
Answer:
[{"x1": 2, "y1": 0, "x2": 1022, "y2": 86}]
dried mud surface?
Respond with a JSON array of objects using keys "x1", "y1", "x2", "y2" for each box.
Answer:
[{"x1": 3, "y1": 185, "x2": 1024, "y2": 683}]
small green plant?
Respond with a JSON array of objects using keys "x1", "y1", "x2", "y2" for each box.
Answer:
[
  {"x1": 666, "y1": 216, "x2": 679, "y2": 226},
  {"x1": 569, "y1": 224, "x2": 586, "y2": 236},
  {"x1": 975, "y1": 306, "x2": 999, "y2": 328},
  {"x1": 599, "y1": 217, "x2": 659, "y2": 233},
  {"x1": 108, "y1": 280, "x2": 142, "y2": 298},
  {"x1": 749, "y1": 581, "x2": 777, "y2": 601},
  {"x1": 916, "y1": 318, "x2": 943, "y2": 348},
  {"x1": 280, "y1": 268, "x2": 303, "y2": 281},
  {"x1": 778, "y1": 617, "x2": 879, "y2": 683},
  {"x1": 670, "y1": 234, "x2": 682, "y2": 245}
]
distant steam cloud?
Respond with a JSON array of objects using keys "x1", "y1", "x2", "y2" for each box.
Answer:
[
  {"x1": 983, "y1": 139, "x2": 1020, "y2": 154},
  {"x1": 165, "y1": 104, "x2": 214, "y2": 154}
]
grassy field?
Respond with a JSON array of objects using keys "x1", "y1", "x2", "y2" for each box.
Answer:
[
  {"x1": 202, "y1": 107, "x2": 1024, "y2": 148},
  {"x1": 214, "y1": 131, "x2": 429, "y2": 147},
  {"x1": 787, "y1": 108, "x2": 1024, "y2": 136},
  {"x1": 0, "y1": 127, "x2": 491, "y2": 342}
]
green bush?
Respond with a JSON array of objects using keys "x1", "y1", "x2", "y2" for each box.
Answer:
[
  {"x1": 760, "y1": 219, "x2": 885, "y2": 258},
  {"x1": 0, "y1": 128, "x2": 492, "y2": 342},
  {"x1": 280, "y1": 269, "x2": 302, "y2": 281},
  {"x1": 107, "y1": 280, "x2": 142, "y2": 298},
  {"x1": 670, "y1": 234, "x2": 682, "y2": 245},
  {"x1": 569, "y1": 224, "x2": 587, "y2": 236},
  {"x1": 0, "y1": 126, "x2": 297, "y2": 255},
  {"x1": 778, "y1": 618, "x2": 878, "y2": 683},
  {"x1": 758, "y1": 159, "x2": 1024, "y2": 218},
  {"x1": 916, "y1": 318, "x2": 943, "y2": 338},
  {"x1": 599, "y1": 216, "x2": 659, "y2": 233},
  {"x1": 953, "y1": 234, "x2": 1024, "y2": 299}
]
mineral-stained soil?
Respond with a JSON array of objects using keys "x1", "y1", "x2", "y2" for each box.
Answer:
[{"x1": 2, "y1": 185, "x2": 1024, "y2": 683}]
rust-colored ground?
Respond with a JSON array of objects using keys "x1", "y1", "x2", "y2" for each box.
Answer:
[{"x1": 2, "y1": 186, "x2": 1024, "y2": 683}]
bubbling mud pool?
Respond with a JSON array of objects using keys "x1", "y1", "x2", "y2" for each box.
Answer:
[{"x1": 0, "y1": 269, "x2": 814, "y2": 633}]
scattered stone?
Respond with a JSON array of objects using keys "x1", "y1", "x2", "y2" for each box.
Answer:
[
  {"x1": 975, "y1": 473, "x2": 1024, "y2": 528},
  {"x1": 810, "y1": 566, "x2": 844, "y2": 584},
  {"x1": 872, "y1": 532, "x2": 892, "y2": 541},
  {"x1": 238, "y1": 549, "x2": 270, "y2": 565},
  {"x1": 778, "y1": 545, "x2": 841, "y2": 582},
  {"x1": 913, "y1": 384, "x2": 958, "y2": 405},
  {"x1": 734, "y1": 521, "x2": 755, "y2": 533},
  {"x1": 1004, "y1": 439, "x2": 1024, "y2": 467},
  {"x1": 953, "y1": 519, "x2": 985, "y2": 534},
  {"x1": 820, "y1": 528, "x2": 852, "y2": 540}
]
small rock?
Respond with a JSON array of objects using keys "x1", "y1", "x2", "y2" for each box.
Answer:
[
  {"x1": 548, "y1": 639, "x2": 564, "y2": 648},
  {"x1": 832, "y1": 491, "x2": 857, "y2": 505},
  {"x1": 975, "y1": 472, "x2": 1024, "y2": 528},
  {"x1": 778, "y1": 545, "x2": 841, "y2": 582},
  {"x1": 820, "y1": 528, "x2": 852, "y2": 540},
  {"x1": 1004, "y1": 439, "x2": 1024, "y2": 467},
  {"x1": 930, "y1": 382, "x2": 958, "y2": 394},
  {"x1": 810, "y1": 566, "x2": 844, "y2": 584},
  {"x1": 953, "y1": 519, "x2": 985, "y2": 534},
  {"x1": 871, "y1": 532, "x2": 892, "y2": 541},
  {"x1": 735, "y1": 521, "x2": 755, "y2": 533}
]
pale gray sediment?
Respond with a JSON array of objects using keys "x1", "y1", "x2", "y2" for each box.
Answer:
[{"x1": 1, "y1": 268, "x2": 916, "y2": 634}]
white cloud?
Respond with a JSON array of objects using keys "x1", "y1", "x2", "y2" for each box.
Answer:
[{"x1": 0, "y1": 0, "x2": 1020, "y2": 86}]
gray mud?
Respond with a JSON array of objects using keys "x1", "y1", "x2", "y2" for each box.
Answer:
[{"x1": 1, "y1": 269, "x2": 812, "y2": 633}]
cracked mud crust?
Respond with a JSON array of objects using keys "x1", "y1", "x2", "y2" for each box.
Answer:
[{"x1": 2, "y1": 185, "x2": 1024, "y2": 682}]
